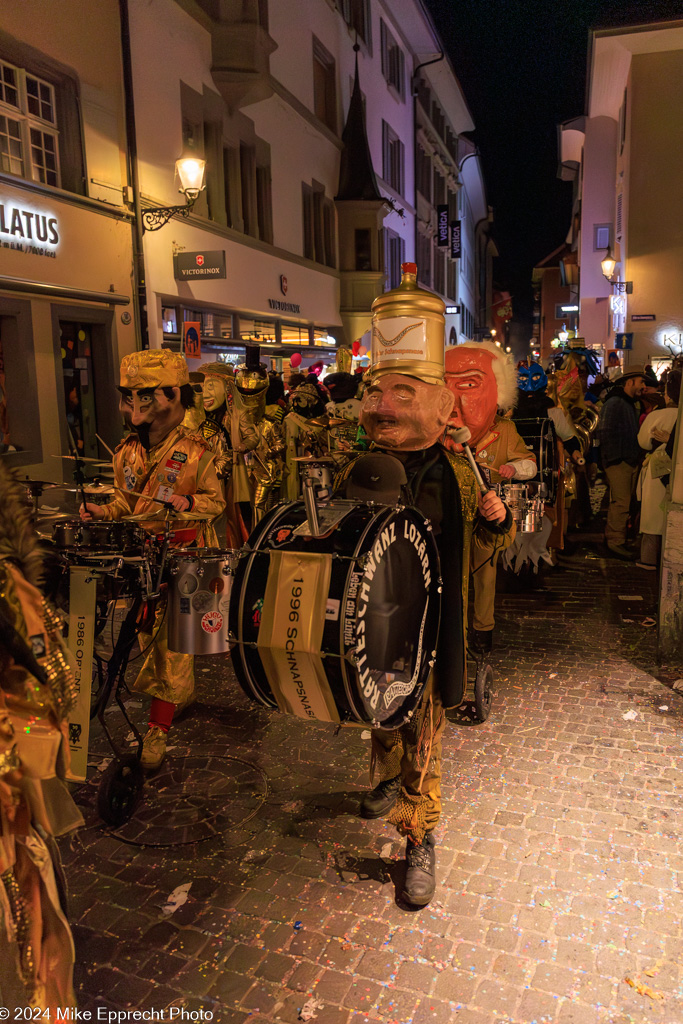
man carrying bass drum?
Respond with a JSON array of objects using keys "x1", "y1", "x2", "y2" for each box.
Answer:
[{"x1": 336, "y1": 264, "x2": 514, "y2": 907}]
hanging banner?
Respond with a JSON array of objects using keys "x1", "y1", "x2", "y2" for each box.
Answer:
[
  {"x1": 436, "y1": 205, "x2": 449, "y2": 247},
  {"x1": 450, "y1": 220, "x2": 462, "y2": 259},
  {"x1": 184, "y1": 321, "x2": 201, "y2": 359},
  {"x1": 65, "y1": 566, "x2": 98, "y2": 781}
]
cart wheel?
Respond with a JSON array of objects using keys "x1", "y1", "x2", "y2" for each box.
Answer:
[
  {"x1": 97, "y1": 754, "x2": 144, "y2": 826},
  {"x1": 473, "y1": 663, "x2": 493, "y2": 723}
]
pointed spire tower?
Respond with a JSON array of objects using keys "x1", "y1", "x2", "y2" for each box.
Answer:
[{"x1": 335, "y1": 46, "x2": 389, "y2": 346}]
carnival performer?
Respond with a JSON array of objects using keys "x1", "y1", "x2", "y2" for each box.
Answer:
[
  {"x1": 281, "y1": 379, "x2": 330, "y2": 500},
  {"x1": 0, "y1": 462, "x2": 82, "y2": 1010},
  {"x1": 229, "y1": 349, "x2": 284, "y2": 532},
  {"x1": 192, "y1": 361, "x2": 241, "y2": 547},
  {"x1": 442, "y1": 342, "x2": 534, "y2": 652},
  {"x1": 80, "y1": 349, "x2": 225, "y2": 769},
  {"x1": 337, "y1": 264, "x2": 513, "y2": 907}
]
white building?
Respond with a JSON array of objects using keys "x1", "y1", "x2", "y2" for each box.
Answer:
[
  {"x1": 559, "y1": 20, "x2": 683, "y2": 371},
  {"x1": 127, "y1": 0, "x2": 492, "y2": 374}
]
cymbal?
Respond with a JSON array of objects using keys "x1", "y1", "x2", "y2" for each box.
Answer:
[
  {"x1": 52, "y1": 455, "x2": 112, "y2": 466},
  {"x1": 22, "y1": 478, "x2": 61, "y2": 490},
  {"x1": 308, "y1": 415, "x2": 347, "y2": 428},
  {"x1": 293, "y1": 455, "x2": 337, "y2": 464},
  {"x1": 36, "y1": 511, "x2": 73, "y2": 521},
  {"x1": 120, "y1": 510, "x2": 209, "y2": 523}
]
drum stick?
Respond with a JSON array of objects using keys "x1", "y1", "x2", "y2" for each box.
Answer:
[
  {"x1": 447, "y1": 426, "x2": 489, "y2": 496},
  {"x1": 96, "y1": 433, "x2": 115, "y2": 457}
]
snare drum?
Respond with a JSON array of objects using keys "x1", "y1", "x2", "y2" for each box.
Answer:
[
  {"x1": 229, "y1": 499, "x2": 441, "y2": 729},
  {"x1": 52, "y1": 519, "x2": 147, "y2": 554},
  {"x1": 167, "y1": 548, "x2": 240, "y2": 655},
  {"x1": 500, "y1": 482, "x2": 545, "y2": 534},
  {"x1": 52, "y1": 519, "x2": 83, "y2": 548},
  {"x1": 296, "y1": 457, "x2": 334, "y2": 496}
]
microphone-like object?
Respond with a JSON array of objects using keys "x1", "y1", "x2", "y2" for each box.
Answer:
[{"x1": 447, "y1": 425, "x2": 490, "y2": 496}]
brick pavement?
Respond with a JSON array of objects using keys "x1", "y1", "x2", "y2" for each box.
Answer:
[{"x1": 60, "y1": 535, "x2": 683, "y2": 1024}]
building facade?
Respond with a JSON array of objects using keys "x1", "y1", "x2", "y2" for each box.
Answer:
[
  {"x1": 559, "y1": 21, "x2": 683, "y2": 372},
  {"x1": 128, "y1": 0, "x2": 492, "y2": 375},
  {"x1": 0, "y1": 0, "x2": 135, "y2": 478}
]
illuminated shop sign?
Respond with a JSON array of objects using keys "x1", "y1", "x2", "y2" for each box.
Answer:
[
  {"x1": 660, "y1": 331, "x2": 683, "y2": 350},
  {"x1": 268, "y1": 298, "x2": 301, "y2": 314},
  {"x1": 0, "y1": 198, "x2": 59, "y2": 257}
]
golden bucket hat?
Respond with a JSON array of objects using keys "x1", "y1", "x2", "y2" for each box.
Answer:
[
  {"x1": 369, "y1": 263, "x2": 446, "y2": 385},
  {"x1": 120, "y1": 349, "x2": 189, "y2": 389}
]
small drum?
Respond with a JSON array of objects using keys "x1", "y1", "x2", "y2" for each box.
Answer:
[
  {"x1": 512, "y1": 417, "x2": 558, "y2": 504},
  {"x1": 230, "y1": 499, "x2": 441, "y2": 729},
  {"x1": 52, "y1": 519, "x2": 83, "y2": 548},
  {"x1": 167, "y1": 548, "x2": 240, "y2": 655},
  {"x1": 500, "y1": 482, "x2": 545, "y2": 534},
  {"x1": 295, "y1": 456, "x2": 335, "y2": 497}
]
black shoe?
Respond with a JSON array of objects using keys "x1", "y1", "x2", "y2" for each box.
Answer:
[
  {"x1": 472, "y1": 628, "x2": 493, "y2": 653},
  {"x1": 402, "y1": 832, "x2": 436, "y2": 907},
  {"x1": 605, "y1": 541, "x2": 635, "y2": 561},
  {"x1": 360, "y1": 774, "x2": 401, "y2": 819}
]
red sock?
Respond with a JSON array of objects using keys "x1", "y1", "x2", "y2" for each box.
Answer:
[{"x1": 149, "y1": 697, "x2": 175, "y2": 733}]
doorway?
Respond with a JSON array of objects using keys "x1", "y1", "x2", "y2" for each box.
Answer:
[{"x1": 59, "y1": 320, "x2": 99, "y2": 458}]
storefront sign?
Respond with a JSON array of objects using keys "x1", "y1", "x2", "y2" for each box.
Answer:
[
  {"x1": 0, "y1": 197, "x2": 59, "y2": 256},
  {"x1": 184, "y1": 321, "x2": 201, "y2": 359},
  {"x1": 450, "y1": 220, "x2": 462, "y2": 259},
  {"x1": 660, "y1": 331, "x2": 683, "y2": 349},
  {"x1": 437, "y1": 205, "x2": 449, "y2": 247},
  {"x1": 631, "y1": 314, "x2": 656, "y2": 322},
  {"x1": 173, "y1": 250, "x2": 226, "y2": 279},
  {"x1": 269, "y1": 298, "x2": 301, "y2": 314}
]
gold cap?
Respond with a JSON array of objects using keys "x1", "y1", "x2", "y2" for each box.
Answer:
[
  {"x1": 120, "y1": 349, "x2": 189, "y2": 388},
  {"x1": 369, "y1": 263, "x2": 446, "y2": 384}
]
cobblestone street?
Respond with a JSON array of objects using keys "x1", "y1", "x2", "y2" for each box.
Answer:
[{"x1": 62, "y1": 531, "x2": 683, "y2": 1024}]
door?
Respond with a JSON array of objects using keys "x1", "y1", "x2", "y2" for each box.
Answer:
[{"x1": 59, "y1": 320, "x2": 98, "y2": 459}]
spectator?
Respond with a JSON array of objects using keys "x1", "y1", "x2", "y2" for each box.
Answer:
[
  {"x1": 596, "y1": 365, "x2": 646, "y2": 559},
  {"x1": 636, "y1": 369, "x2": 681, "y2": 569}
]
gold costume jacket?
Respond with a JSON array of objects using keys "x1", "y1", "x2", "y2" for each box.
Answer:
[
  {"x1": 472, "y1": 416, "x2": 536, "y2": 483},
  {"x1": 100, "y1": 425, "x2": 224, "y2": 546}
]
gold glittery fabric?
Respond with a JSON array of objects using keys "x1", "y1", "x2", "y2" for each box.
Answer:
[
  {"x1": 370, "y1": 676, "x2": 445, "y2": 844},
  {"x1": 132, "y1": 599, "x2": 194, "y2": 705}
]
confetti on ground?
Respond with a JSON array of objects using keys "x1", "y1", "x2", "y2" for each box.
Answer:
[
  {"x1": 659, "y1": 705, "x2": 669, "y2": 711},
  {"x1": 298, "y1": 998, "x2": 323, "y2": 1020},
  {"x1": 622, "y1": 710, "x2": 638, "y2": 720},
  {"x1": 624, "y1": 976, "x2": 665, "y2": 1000},
  {"x1": 548, "y1": 672, "x2": 557, "y2": 678},
  {"x1": 161, "y1": 882, "x2": 192, "y2": 916}
]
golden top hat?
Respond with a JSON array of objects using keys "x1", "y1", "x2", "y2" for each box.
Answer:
[
  {"x1": 195, "y1": 361, "x2": 234, "y2": 381},
  {"x1": 369, "y1": 263, "x2": 446, "y2": 384},
  {"x1": 120, "y1": 349, "x2": 189, "y2": 389}
]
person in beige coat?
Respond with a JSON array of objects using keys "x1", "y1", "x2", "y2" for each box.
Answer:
[{"x1": 636, "y1": 369, "x2": 680, "y2": 569}]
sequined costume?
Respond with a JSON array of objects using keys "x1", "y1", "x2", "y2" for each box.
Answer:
[{"x1": 0, "y1": 463, "x2": 82, "y2": 1010}]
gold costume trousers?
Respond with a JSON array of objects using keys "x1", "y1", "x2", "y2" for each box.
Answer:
[
  {"x1": 370, "y1": 677, "x2": 445, "y2": 844},
  {"x1": 133, "y1": 599, "x2": 195, "y2": 706},
  {"x1": 471, "y1": 523, "x2": 516, "y2": 632}
]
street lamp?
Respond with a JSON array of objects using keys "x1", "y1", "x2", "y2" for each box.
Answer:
[
  {"x1": 600, "y1": 248, "x2": 633, "y2": 293},
  {"x1": 142, "y1": 152, "x2": 207, "y2": 232}
]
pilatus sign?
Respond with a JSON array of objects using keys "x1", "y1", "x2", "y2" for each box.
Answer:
[{"x1": 0, "y1": 198, "x2": 59, "y2": 255}]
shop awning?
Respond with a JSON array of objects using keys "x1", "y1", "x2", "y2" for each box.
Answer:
[{"x1": 0, "y1": 275, "x2": 131, "y2": 305}]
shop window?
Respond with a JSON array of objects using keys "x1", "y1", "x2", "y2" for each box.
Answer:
[
  {"x1": 162, "y1": 307, "x2": 178, "y2": 336},
  {"x1": 380, "y1": 20, "x2": 405, "y2": 99},
  {"x1": 281, "y1": 322, "x2": 310, "y2": 345},
  {"x1": 383, "y1": 227, "x2": 405, "y2": 290},
  {"x1": 382, "y1": 120, "x2": 404, "y2": 197},
  {"x1": 302, "y1": 181, "x2": 336, "y2": 268},
  {"x1": 312, "y1": 36, "x2": 336, "y2": 133},
  {"x1": 0, "y1": 58, "x2": 66, "y2": 187}
]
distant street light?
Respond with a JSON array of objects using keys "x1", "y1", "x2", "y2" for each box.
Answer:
[{"x1": 142, "y1": 151, "x2": 207, "y2": 232}]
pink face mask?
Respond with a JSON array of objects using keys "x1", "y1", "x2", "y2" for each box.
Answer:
[
  {"x1": 444, "y1": 348, "x2": 498, "y2": 447},
  {"x1": 360, "y1": 373, "x2": 454, "y2": 451}
]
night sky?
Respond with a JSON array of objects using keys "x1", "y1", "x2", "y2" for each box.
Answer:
[{"x1": 425, "y1": 0, "x2": 683, "y2": 325}]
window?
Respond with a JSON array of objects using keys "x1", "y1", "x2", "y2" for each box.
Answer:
[
  {"x1": 416, "y1": 144, "x2": 431, "y2": 201},
  {"x1": 222, "y1": 137, "x2": 272, "y2": 242},
  {"x1": 382, "y1": 120, "x2": 404, "y2": 196},
  {"x1": 302, "y1": 181, "x2": 336, "y2": 268},
  {"x1": 417, "y1": 231, "x2": 431, "y2": 288},
  {"x1": 0, "y1": 60, "x2": 59, "y2": 186},
  {"x1": 615, "y1": 193, "x2": 623, "y2": 244},
  {"x1": 462, "y1": 305, "x2": 474, "y2": 339},
  {"x1": 313, "y1": 37, "x2": 336, "y2": 133},
  {"x1": 380, "y1": 20, "x2": 405, "y2": 99},
  {"x1": 447, "y1": 259, "x2": 457, "y2": 302},
  {"x1": 339, "y1": 0, "x2": 370, "y2": 44},
  {"x1": 433, "y1": 167, "x2": 445, "y2": 207},
  {"x1": 593, "y1": 224, "x2": 611, "y2": 251},
  {"x1": 383, "y1": 227, "x2": 405, "y2": 290},
  {"x1": 416, "y1": 79, "x2": 431, "y2": 115},
  {"x1": 433, "y1": 241, "x2": 445, "y2": 296},
  {"x1": 355, "y1": 228, "x2": 372, "y2": 271}
]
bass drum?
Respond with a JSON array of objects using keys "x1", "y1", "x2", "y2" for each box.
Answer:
[
  {"x1": 512, "y1": 416, "x2": 558, "y2": 504},
  {"x1": 230, "y1": 499, "x2": 441, "y2": 730}
]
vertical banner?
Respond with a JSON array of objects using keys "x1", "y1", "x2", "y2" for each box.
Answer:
[
  {"x1": 450, "y1": 220, "x2": 462, "y2": 259},
  {"x1": 437, "y1": 205, "x2": 449, "y2": 247},
  {"x1": 65, "y1": 566, "x2": 98, "y2": 781},
  {"x1": 184, "y1": 321, "x2": 201, "y2": 359}
]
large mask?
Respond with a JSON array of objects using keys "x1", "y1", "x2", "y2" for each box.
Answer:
[
  {"x1": 202, "y1": 375, "x2": 227, "y2": 413},
  {"x1": 118, "y1": 350, "x2": 188, "y2": 447},
  {"x1": 360, "y1": 373, "x2": 454, "y2": 451},
  {"x1": 444, "y1": 347, "x2": 499, "y2": 447},
  {"x1": 518, "y1": 362, "x2": 548, "y2": 393}
]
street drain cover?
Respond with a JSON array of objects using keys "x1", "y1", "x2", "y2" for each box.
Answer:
[{"x1": 108, "y1": 754, "x2": 268, "y2": 847}]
